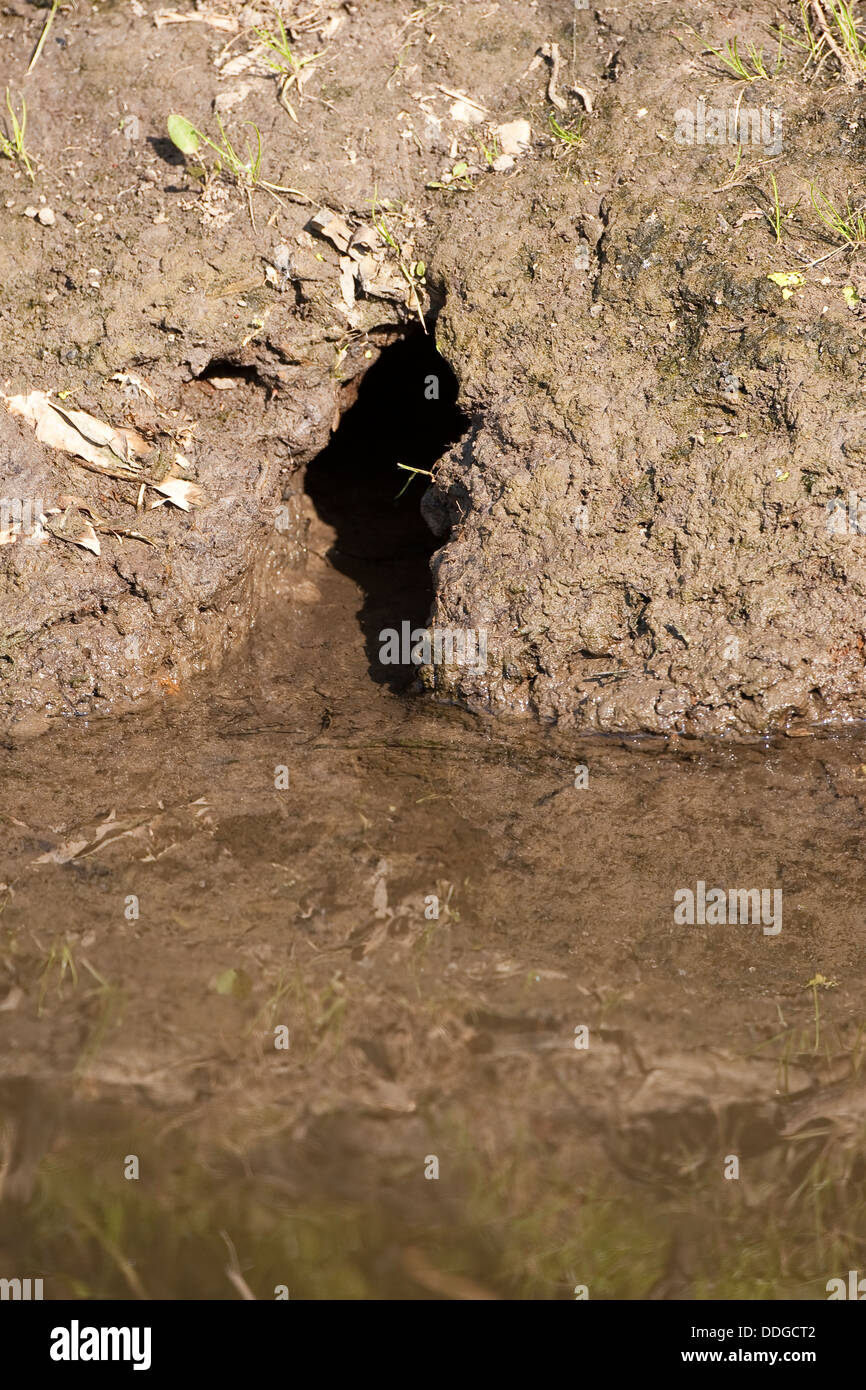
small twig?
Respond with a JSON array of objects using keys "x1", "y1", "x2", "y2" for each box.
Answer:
[
  {"x1": 544, "y1": 40, "x2": 567, "y2": 112},
  {"x1": 435, "y1": 84, "x2": 488, "y2": 112},
  {"x1": 810, "y1": 0, "x2": 854, "y2": 81}
]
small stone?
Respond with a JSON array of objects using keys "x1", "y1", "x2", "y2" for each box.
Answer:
[
  {"x1": 272, "y1": 243, "x2": 295, "y2": 279},
  {"x1": 491, "y1": 154, "x2": 515, "y2": 173},
  {"x1": 37, "y1": 207, "x2": 56, "y2": 226},
  {"x1": 492, "y1": 119, "x2": 532, "y2": 156},
  {"x1": 23, "y1": 205, "x2": 38, "y2": 218}
]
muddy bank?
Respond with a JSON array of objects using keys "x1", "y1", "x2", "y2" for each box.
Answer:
[
  {"x1": 424, "y1": 2, "x2": 866, "y2": 736},
  {"x1": 2, "y1": 0, "x2": 866, "y2": 735}
]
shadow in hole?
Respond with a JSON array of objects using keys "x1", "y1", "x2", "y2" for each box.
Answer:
[{"x1": 305, "y1": 331, "x2": 467, "y2": 690}]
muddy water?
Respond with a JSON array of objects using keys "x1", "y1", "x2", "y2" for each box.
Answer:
[{"x1": 1, "y1": 358, "x2": 866, "y2": 1299}]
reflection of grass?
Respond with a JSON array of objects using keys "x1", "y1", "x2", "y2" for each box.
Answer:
[
  {"x1": 32, "y1": 937, "x2": 123, "y2": 1074},
  {"x1": 4, "y1": 1092, "x2": 866, "y2": 1299},
  {"x1": 74, "y1": 960, "x2": 124, "y2": 1077},
  {"x1": 749, "y1": 994, "x2": 861, "y2": 1080},
  {"x1": 37, "y1": 937, "x2": 78, "y2": 1014},
  {"x1": 246, "y1": 966, "x2": 350, "y2": 1059}
]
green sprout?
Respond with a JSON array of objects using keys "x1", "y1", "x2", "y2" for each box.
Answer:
[
  {"x1": 0, "y1": 90, "x2": 34, "y2": 179},
  {"x1": 549, "y1": 111, "x2": 584, "y2": 146},
  {"x1": 27, "y1": 0, "x2": 60, "y2": 74},
  {"x1": 395, "y1": 463, "x2": 434, "y2": 499},
  {"x1": 166, "y1": 112, "x2": 307, "y2": 213},
  {"x1": 773, "y1": 1, "x2": 823, "y2": 60},
  {"x1": 474, "y1": 132, "x2": 501, "y2": 166},
  {"x1": 826, "y1": 0, "x2": 866, "y2": 74},
  {"x1": 368, "y1": 190, "x2": 428, "y2": 330},
  {"x1": 768, "y1": 173, "x2": 783, "y2": 243},
  {"x1": 776, "y1": 1, "x2": 866, "y2": 79},
  {"x1": 694, "y1": 28, "x2": 784, "y2": 80},
  {"x1": 811, "y1": 185, "x2": 866, "y2": 249},
  {"x1": 254, "y1": 10, "x2": 322, "y2": 122}
]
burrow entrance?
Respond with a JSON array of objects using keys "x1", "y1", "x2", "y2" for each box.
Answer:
[{"x1": 304, "y1": 330, "x2": 467, "y2": 691}]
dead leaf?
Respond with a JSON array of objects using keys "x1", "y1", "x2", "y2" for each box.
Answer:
[
  {"x1": 34, "y1": 799, "x2": 212, "y2": 866},
  {"x1": 354, "y1": 254, "x2": 404, "y2": 299},
  {"x1": 56, "y1": 494, "x2": 106, "y2": 524},
  {"x1": 3, "y1": 391, "x2": 149, "y2": 480},
  {"x1": 338, "y1": 256, "x2": 356, "y2": 309},
  {"x1": 307, "y1": 208, "x2": 354, "y2": 253},
  {"x1": 110, "y1": 372, "x2": 155, "y2": 402},
  {"x1": 151, "y1": 477, "x2": 203, "y2": 511},
  {"x1": 44, "y1": 507, "x2": 101, "y2": 556},
  {"x1": 348, "y1": 223, "x2": 385, "y2": 258},
  {"x1": 219, "y1": 49, "x2": 271, "y2": 79}
]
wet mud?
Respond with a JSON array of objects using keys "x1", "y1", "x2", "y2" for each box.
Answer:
[{"x1": 1, "y1": 0, "x2": 865, "y2": 1301}]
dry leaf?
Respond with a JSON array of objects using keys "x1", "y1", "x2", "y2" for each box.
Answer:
[
  {"x1": 56, "y1": 494, "x2": 106, "y2": 524},
  {"x1": 308, "y1": 208, "x2": 353, "y2": 253},
  {"x1": 338, "y1": 256, "x2": 356, "y2": 309},
  {"x1": 44, "y1": 507, "x2": 101, "y2": 556},
  {"x1": 3, "y1": 391, "x2": 148, "y2": 479},
  {"x1": 110, "y1": 372, "x2": 155, "y2": 402},
  {"x1": 219, "y1": 48, "x2": 270, "y2": 78},
  {"x1": 151, "y1": 478, "x2": 203, "y2": 511}
]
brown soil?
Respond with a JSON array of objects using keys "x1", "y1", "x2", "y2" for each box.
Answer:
[{"x1": 0, "y1": 0, "x2": 865, "y2": 1301}]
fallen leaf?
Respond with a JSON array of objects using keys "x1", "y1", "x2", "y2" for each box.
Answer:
[
  {"x1": 110, "y1": 371, "x2": 155, "y2": 401},
  {"x1": 767, "y1": 271, "x2": 805, "y2": 290},
  {"x1": 338, "y1": 255, "x2": 356, "y2": 309},
  {"x1": 44, "y1": 508, "x2": 101, "y2": 556},
  {"x1": 3, "y1": 391, "x2": 148, "y2": 479},
  {"x1": 307, "y1": 208, "x2": 353, "y2": 252},
  {"x1": 151, "y1": 477, "x2": 203, "y2": 511}
]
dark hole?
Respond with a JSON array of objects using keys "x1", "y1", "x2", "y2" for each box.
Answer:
[
  {"x1": 305, "y1": 330, "x2": 467, "y2": 691},
  {"x1": 196, "y1": 360, "x2": 264, "y2": 385}
]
